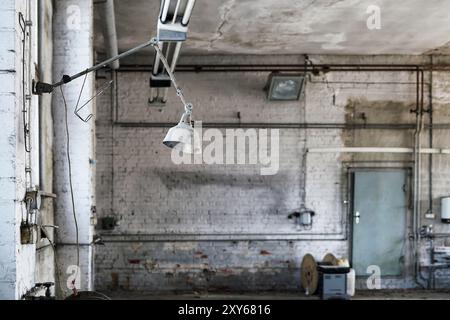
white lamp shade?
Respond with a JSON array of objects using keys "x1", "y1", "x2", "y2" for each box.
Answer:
[{"x1": 163, "y1": 122, "x2": 201, "y2": 154}]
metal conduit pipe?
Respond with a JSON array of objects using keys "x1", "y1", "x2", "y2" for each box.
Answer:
[
  {"x1": 412, "y1": 68, "x2": 419, "y2": 287},
  {"x1": 428, "y1": 57, "x2": 434, "y2": 216},
  {"x1": 111, "y1": 122, "x2": 450, "y2": 130},
  {"x1": 112, "y1": 64, "x2": 450, "y2": 73},
  {"x1": 97, "y1": 0, "x2": 119, "y2": 70},
  {"x1": 307, "y1": 148, "x2": 450, "y2": 154},
  {"x1": 413, "y1": 68, "x2": 428, "y2": 289},
  {"x1": 98, "y1": 233, "x2": 347, "y2": 242}
]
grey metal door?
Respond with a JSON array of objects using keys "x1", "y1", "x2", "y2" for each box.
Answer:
[{"x1": 351, "y1": 170, "x2": 407, "y2": 276}]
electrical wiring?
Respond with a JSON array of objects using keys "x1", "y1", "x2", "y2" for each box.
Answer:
[
  {"x1": 40, "y1": 226, "x2": 65, "y2": 298},
  {"x1": 19, "y1": 12, "x2": 31, "y2": 154},
  {"x1": 57, "y1": 73, "x2": 112, "y2": 295},
  {"x1": 59, "y1": 84, "x2": 80, "y2": 294}
]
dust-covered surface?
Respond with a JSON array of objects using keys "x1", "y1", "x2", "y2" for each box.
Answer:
[{"x1": 95, "y1": 0, "x2": 450, "y2": 56}]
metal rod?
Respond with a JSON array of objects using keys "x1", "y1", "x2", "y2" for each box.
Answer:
[{"x1": 52, "y1": 39, "x2": 156, "y2": 87}]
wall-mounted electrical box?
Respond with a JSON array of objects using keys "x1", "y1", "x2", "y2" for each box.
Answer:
[
  {"x1": 288, "y1": 209, "x2": 315, "y2": 228},
  {"x1": 20, "y1": 222, "x2": 37, "y2": 244},
  {"x1": 441, "y1": 197, "x2": 450, "y2": 223},
  {"x1": 99, "y1": 216, "x2": 119, "y2": 230}
]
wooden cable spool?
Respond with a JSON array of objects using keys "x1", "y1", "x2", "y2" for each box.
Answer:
[
  {"x1": 300, "y1": 253, "x2": 318, "y2": 295},
  {"x1": 301, "y1": 252, "x2": 350, "y2": 295},
  {"x1": 322, "y1": 253, "x2": 338, "y2": 266}
]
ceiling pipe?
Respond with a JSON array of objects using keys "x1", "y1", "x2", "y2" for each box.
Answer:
[
  {"x1": 112, "y1": 122, "x2": 450, "y2": 130},
  {"x1": 98, "y1": 0, "x2": 119, "y2": 70},
  {"x1": 307, "y1": 147, "x2": 450, "y2": 154},
  {"x1": 114, "y1": 64, "x2": 450, "y2": 73}
]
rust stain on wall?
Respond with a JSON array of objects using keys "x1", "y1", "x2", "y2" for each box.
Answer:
[{"x1": 110, "y1": 272, "x2": 119, "y2": 290}]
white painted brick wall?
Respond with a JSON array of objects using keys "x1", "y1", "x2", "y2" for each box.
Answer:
[
  {"x1": 95, "y1": 55, "x2": 450, "y2": 292},
  {"x1": 0, "y1": 0, "x2": 40, "y2": 299}
]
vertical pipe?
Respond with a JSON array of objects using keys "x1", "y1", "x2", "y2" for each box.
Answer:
[
  {"x1": 160, "y1": 0, "x2": 170, "y2": 22},
  {"x1": 182, "y1": 0, "x2": 196, "y2": 25},
  {"x1": 165, "y1": 42, "x2": 173, "y2": 66},
  {"x1": 150, "y1": 41, "x2": 163, "y2": 102},
  {"x1": 414, "y1": 68, "x2": 427, "y2": 288},
  {"x1": 152, "y1": 42, "x2": 161, "y2": 75},
  {"x1": 155, "y1": 42, "x2": 172, "y2": 102},
  {"x1": 171, "y1": 42, "x2": 182, "y2": 72},
  {"x1": 412, "y1": 67, "x2": 419, "y2": 286},
  {"x1": 428, "y1": 56, "x2": 434, "y2": 214},
  {"x1": 98, "y1": 0, "x2": 119, "y2": 69}
]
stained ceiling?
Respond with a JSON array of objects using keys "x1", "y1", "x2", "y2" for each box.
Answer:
[{"x1": 94, "y1": 0, "x2": 450, "y2": 56}]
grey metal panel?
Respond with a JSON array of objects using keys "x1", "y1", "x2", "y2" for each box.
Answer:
[{"x1": 352, "y1": 170, "x2": 407, "y2": 276}]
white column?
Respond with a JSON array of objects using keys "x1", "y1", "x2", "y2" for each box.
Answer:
[{"x1": 52, "y1": 0, "x2": 95, "y2": 297}]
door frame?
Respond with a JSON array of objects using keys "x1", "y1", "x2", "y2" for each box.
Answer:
[{"x1": 347, "y1": 166, "x2": 412, "y2": 279}]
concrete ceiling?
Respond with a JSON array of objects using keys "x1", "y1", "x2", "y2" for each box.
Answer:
[{"x1": 94, "y1": 0, "x2": 450, "y2": 56}]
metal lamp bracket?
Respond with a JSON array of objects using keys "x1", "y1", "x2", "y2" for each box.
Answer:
[{"x1": 32, "y1": 37, "x2": 193, "y2": 118}]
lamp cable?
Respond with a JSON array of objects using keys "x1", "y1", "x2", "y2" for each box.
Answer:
[{"x1": 59, "y1": 84, "x2": 80, "y2": 295}]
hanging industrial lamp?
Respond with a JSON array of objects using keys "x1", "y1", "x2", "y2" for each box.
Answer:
[
  {"x1": 32, "y1": 37, "x2": 198, "y2": 154},
  {"x1": 163, "y1": 103, "x2": 201, "y2": 154},
  {"x1": 34, "y1": 0, "x2": 198, "y2": 154},
  {"x1": 153, "y1": 44, "x2": 200, "y2": 155}
]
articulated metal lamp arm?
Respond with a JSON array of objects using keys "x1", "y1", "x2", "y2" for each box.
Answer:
[
  {"x1": 152, "y1": 42, "x2": 188, "y2": 108},
  {"x1": 33, "y1": 38, "x2": 157, "y2": 95},
  {"x1": 32, "y1": 37, "x2": 193, "y2": 122}
]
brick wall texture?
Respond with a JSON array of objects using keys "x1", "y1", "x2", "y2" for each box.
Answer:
[{"x1": 94, "y1": 56, "x2": 450, "y2": 292}]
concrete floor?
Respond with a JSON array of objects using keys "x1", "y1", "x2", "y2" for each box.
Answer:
[{"x1": 103, "y1": 290, "x2": 450, "y2": 300}]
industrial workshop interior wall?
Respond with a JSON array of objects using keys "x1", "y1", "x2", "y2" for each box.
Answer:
[{"x1": 2, "y1": 0, "x2": 450, "y2": 303}]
